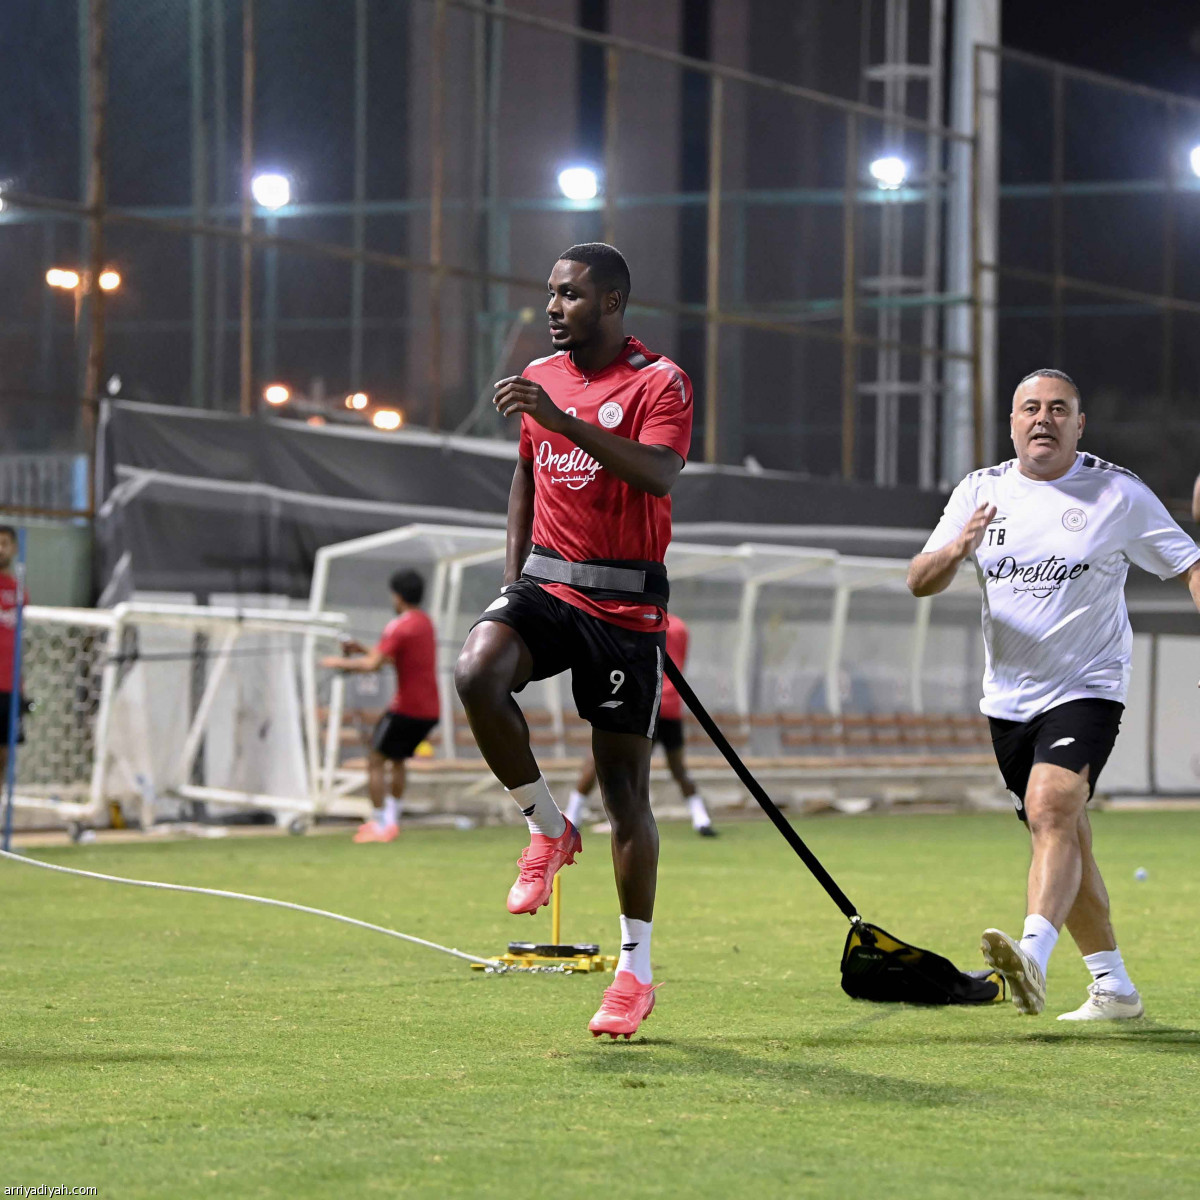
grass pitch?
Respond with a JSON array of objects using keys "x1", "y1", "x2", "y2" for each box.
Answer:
[{"x1": 2, "y1": 810, "x2": 1199, "y2": 1199}]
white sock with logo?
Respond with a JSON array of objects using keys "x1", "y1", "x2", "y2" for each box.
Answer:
[
  {"x1": 687, "y1": 794, "x2": 712, "y2": 830},
  {"x1": 382, "y1": 795, "x2": 400, "y2": 826},
  {"x1": 506, "y1": 775, "x2": 566, "y2": 839},
  {"x1": 1020, "y1": 913, "x2": 1058, "y2": 978},
  {"x1": 1083, "y1": 947, "x2": 1136, "y2": 996},
  {"x1": 617, "y1": 915, "x2": 653, "y2": 984},
  {"x1": 564, "y1": 789, "x2": 588, "y2": 826}
]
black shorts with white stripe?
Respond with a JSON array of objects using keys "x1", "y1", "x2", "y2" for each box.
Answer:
[
  {"x1": 471, "y1": 579, "x2": 666, "y2": 738},
  {"x1": 988, "y1": 698, "x2": 1124, "y2": 821}
]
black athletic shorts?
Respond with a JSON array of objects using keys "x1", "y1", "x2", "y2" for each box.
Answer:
[
  {"x1": 0, "y1": 692, "x2": 27, "y2": 746},
  {"x1": 654, "y1": 717, "x2": 684, "y2": 753},
  {"x1": 371, "y1": 713, "x2": 437, "y2": 761},
  {"x1": 472, "y1": 579, "x2": 665, "y2": 738},
  {"x1": 988, "y1": 698, "x2": 1124, "y2": 822}
]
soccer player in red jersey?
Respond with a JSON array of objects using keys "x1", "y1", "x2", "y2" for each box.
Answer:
[
  {"x1": 566, "y1": 613, "x2": 716, "y2": 837},
  {"x1": 0, "y1": 525, "x2": 29, "y2": 782},
  {"x1": 455, "y1": 243, "x2": 692, "y2": 1038},
  {"x1": 322, "y1": 569, "x2": 439, "y2": 843}
]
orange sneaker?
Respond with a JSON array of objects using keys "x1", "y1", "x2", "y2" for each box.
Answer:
[
  {"x1": 353, "y1": 820, "x2": 399, "y2": 843},
  {"x1": 506, "y1": 820, "x2": 581, "y2": 915},
  {"x1": 588, "y1": 971, "x2": 658, "y2": 1040}
]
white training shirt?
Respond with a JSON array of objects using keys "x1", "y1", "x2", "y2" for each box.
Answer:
[{"x1": 923, "y1": 452, "x2": 1200, "y2": 722}]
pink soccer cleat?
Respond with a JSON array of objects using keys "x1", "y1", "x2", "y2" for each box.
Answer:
[
  {"x1": 588, "y1": 972, "x2": 658, "y2": 1040},
  {"x1": 506, "y1": 820, "x2": 581, "y2": 915},
  {"x1": 353, "y1": 820, "x2": 399, "y2": 844}
]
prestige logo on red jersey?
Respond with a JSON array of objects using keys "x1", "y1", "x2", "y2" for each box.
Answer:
[{"x1": 534, "y1": 440, "x2": 602, "y2": 490}]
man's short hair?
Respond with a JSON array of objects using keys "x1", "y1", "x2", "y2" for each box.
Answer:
[
  {"x1": 389, "y1": 569, "x2": 425, "y2": 606},
  {"x1": 1016, "y1": 368, "x2": 1081, "y2": 406},
  {"x1": 558, "y1": 243, "x2": 631, "y2": 312},
  {"x1": 0, "y1": 525, "x2": 16, "y2": 541}
]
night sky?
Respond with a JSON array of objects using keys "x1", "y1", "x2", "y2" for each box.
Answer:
[{"x1": 1003, "y1": 0, "x2": 1200, "y2": 99}]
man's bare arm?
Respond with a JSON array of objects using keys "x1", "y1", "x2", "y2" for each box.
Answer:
[
  {"x1": 320, "y1": 647, "x2": 385, "y2": 672},
  {"x1": 1191, "y1": 473, "x2": 1200, "y2": 525},
  {"x1": 493, "y1": 377, "x2": 684, "y2": 497},
  {"x1": 906, "y1": 503, "x2": 997, "y2": 597},
  {"x1": 504, "y1": 457, "x2": 535, "y2": 585},
  {"x1": 1184, "y1": 559, "x2": 1200, "y2": 614}
]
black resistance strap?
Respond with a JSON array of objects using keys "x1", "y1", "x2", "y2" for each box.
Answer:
[{"x1": 664, "y1": 655, "x2": 861, "y2": 924}]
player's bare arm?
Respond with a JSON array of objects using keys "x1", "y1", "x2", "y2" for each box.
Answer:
[
  {"x1": 504, "y1": 456, "x2": 535, "y2": 585},
  {"x1": 1192, "y1": 472, "x2": 1200, "y2": 524},
  {"x1": 320, "y1": 647, "x2": 385, "y2": 672},
  {"x1": 493, "y1": 376, "x2": 684, "y2": 498},
  {"x1": 906, "y1": 502, "x2": 997, "y2": 597}
]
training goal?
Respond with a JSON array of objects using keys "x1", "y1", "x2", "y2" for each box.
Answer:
[{"x1": 10, "y1": 600, "x2": 346, "y2": 832}]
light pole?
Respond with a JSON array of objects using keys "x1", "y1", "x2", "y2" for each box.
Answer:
[{"x1": 251, "y1": 172, "x2": 290, "y2": 387}]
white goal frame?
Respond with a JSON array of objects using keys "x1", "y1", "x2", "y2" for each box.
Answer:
[{"x1": 12, "y1": 601, "x2": 346, "y2": 829}]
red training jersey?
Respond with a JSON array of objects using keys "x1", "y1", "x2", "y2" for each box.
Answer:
[
  {"x1": 376, "y1": 609, "x2": 440, "y2": 720},
  {"x1": 0, "y1": 572, "x2": 28, "y2": 694},
  {"x1": 658, "y1": 614, "x2": 690, "y2": 721},
  {"x1": 518, "y1": 336, "x2": 693, "y2": 632}
]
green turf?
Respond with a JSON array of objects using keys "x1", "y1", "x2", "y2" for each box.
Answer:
[{"x1": 2, "y1": 810, "x2": 1199, "y2": 1199}]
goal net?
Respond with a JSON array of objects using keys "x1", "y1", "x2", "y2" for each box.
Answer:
[{"x1": 11, "y1": 601, "x2": 345, "y2": 830}]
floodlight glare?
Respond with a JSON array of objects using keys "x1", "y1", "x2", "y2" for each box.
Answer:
[
  {"x1": 346, "y1": 392, "x2": 369, "y2": 410},
  {"x1": 557, "y1": 166, "x2": 599, "y2": 201},
  {"x1": 869, "y1": 156, "x2": 909, "y2": 190},
  {"x1": 1190, "y1": 145, "x2": 1200, "y2": 179},
  {"x1": 98, "y1": 269, "x2": 121, "y2": 291},
  {"x1": 251, "y1": 172, "x2": 292, "y2": 210},
  {"x1": 263, "y1": 383, "x2": 291, "y2": 406},
  {"x1": 372, "y1": 408, "x2": 403, "y2": 431},
  {"x1": 46, "y1": 268, "x2": 81, "y2": 289}
]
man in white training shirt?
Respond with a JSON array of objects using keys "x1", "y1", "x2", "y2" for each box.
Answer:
[{"x1": 907, "y1": 369, "x2": 1200, "y2": 1020}]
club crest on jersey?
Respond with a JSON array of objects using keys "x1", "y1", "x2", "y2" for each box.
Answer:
[
  {"x1": 598, "y1": 400, "x2": 624, "y2": 429},
  {"x1": 535, "y1": 440, "x2": 601, "y2": 490},
  {"x1": 1062, "y1": 507, "x2": 1087, "y2": 531}
]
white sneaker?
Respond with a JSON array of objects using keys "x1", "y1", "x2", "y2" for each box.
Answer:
[
  {"x1": 981, "y1": 928, "x2": 1046, "y2": 1015},
  {"x1": 1057, "y1": 983, "x2": 1144, "y2": 1022}
]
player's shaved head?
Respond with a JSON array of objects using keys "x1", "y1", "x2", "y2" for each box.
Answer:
[
  {"x1": 1013, "y1": 368, "x2": 1081, "y2": 411},
  {"x1": 558, "y1": 243, "x2": 631, "y2": 313}
]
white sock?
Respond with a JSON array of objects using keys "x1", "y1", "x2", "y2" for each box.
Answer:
[
  {"x1": 564, "y1": 789, "x2": 588, "y2": 826},
  {"x1": 370, "y1": 806, "x2": 387, "y2": 826},
  {"x1": 506, "y1": 775, "x2": 566, "y2": 839},
  {"x1": 382, "y1": 795, "x2": 400, "y2": 825},
  {"x1": 617, "y1": 915, "x2": 653, "y2": 984},
  {"x1": 1019, "y1": 913, "x2": 1059, "y2": 978},
  {"x1": 1083, "y1": 948, "x2": 1136, "y2": 996},
  {"x1": 687, "y1": 794, "x2": 711, "y2": 829}
]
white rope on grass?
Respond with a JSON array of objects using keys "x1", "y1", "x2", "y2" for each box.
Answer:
[{"x1": 0, "y1": 847, "x2": 527, "y2": 971}]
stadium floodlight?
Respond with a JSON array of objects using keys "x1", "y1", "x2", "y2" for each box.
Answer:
[
  {"x1": 263, "y1": 383, "x2": 291, "y2": 406},
  {"x1": 306, "y1": 415, "x2": 327, "y2": 427},
  {"x1": 251, "y1": 172, "x2": 291, "y2": 210},
  {"x1": 557, "y1": 165, "x2": 599, "y2": 201},
  {"x1": 371, "y1": 408, "x2": 403, "y2": 431},
  {"x1": 869, "y1": 155, "x2": 909, "y2": 191},
  {"x1": 1190, "y1": 146, "x2": 1200, "y2": 179},
  {"x1": 46, "y1": 268, "x2": 81, "y2": 290},
  {"x1": 345, "y1": 392, "x2": 369, "y2": 410},
  {"x1": 97, "y1": 269, "x2": 121, "y2": 292}
]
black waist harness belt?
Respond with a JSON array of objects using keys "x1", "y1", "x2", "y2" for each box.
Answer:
[{"x1": 521, "y1": 544, "x2": 669, "y2": 608}]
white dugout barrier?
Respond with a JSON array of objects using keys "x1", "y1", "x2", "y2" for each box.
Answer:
[{"x1": 308, "y1": 524, "x2": 1200, "y2": 806}]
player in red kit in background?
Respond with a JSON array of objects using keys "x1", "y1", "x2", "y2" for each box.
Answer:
[
  {"x1": 566, "y1": 613, "x2": 717, "y2": 837},
  {"x1": 0, "y1": 526, "x2": 29, "y2": 783},
  {"x1": 322, "y1": 569, "x2": 439, "y2": 843},
  {"x1": 455, "y1": 243, "x2": 692, "y2": 1038}
]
